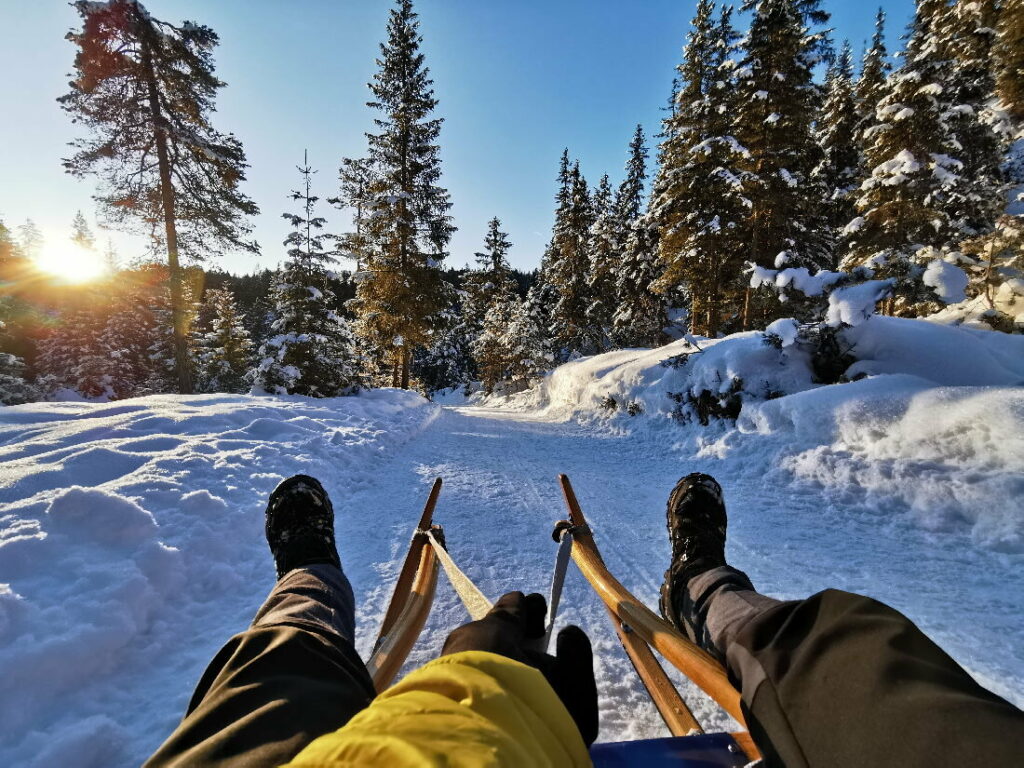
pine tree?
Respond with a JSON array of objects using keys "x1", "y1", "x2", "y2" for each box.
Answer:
[
  {"x1": 652, "y1": 2, "x2": 751, "y2": 336},
  {"x1": 996, "y1": 0, "x2": 1024, "y2": 124},
  {"x1": 256, "y1": 155, "x2": 360, "y2": 397},
  {"x1": 473, "y1": 293, "x2": 551, "y2": 394},
  {"x1": 0, "y1": 296, "x2": 36, "y2": 405},
  {"x1": 734, "y1": 0, "x2": 832, "y2": 327},
  {"x1": 813, "y1": 42, "x2": 860, "y2": 246},
  {"x1": 947, "y1": 0, "x2": 1006, "y2": 235},
  {"x1": 414, "y1": 303, "x2": 475, "y2": 393},
  {"x1": 60, "y1": 0, "x2": 259, "y2": 394},
  {"x1": 843, "y1": 0, "x2": 971, "y2": 313},
  {"x1": 349, "y1": 0, "x2": 454, "y2": 390},
  {"x1": 584, "y1": 174, "x2": 617, "y2": 348},
  {"x1": 71, "y1": 211, "x2": 95, "y2": 249},
  {"x1": 855, "y1": 9, "x2": 891, "y2": 148},
  {"x1": 331, "y1": 156, "x2": 375, "y2": 271},
  {"x1": 17, "y1": 219, "x2": 43, "y2": 261},
  {"x1": 36, "y1": 298, "x2": 110, "y2": 398},
  {"x1": 547, "y1": 161, "x2": 595, "y2": 357},
  {"x1": 197, "y1": 288, "x2": 253, "y2": 393},
  {"x1": 99, "y1": 265, "x2": 183, "y2": 399},
  {"x1": 463, "y1": 217, "x2": 517, "y2": 334},
  {"x1": 612, "y1": 218, "x2": 666, "y2": 347}
]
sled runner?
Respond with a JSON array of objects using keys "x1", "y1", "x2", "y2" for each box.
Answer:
[{"x1": 367, "y1": 475, "x2": 760, "y2": 766}]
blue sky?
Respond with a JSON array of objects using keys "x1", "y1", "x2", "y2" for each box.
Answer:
[{"x1": 0, "y1": 0, "x2": 915, "y2": 274}]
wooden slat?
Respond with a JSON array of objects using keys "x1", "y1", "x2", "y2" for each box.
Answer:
[
  {"x1": 366, "y1": 541, "x2": 438, "y2": 691},
  {"x1": 375, "y1": 478, "x2": 442, "y2": 645},
  {"x1": 606, "y1": 603, "x2": 703, "y2": 736},
  {"x1": 559, "y1": 474, "x2": 756, "y2": 751}
]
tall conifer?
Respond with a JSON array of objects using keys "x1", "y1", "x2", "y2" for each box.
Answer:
[
  {"x1": 734, "y1": 0, "x2": 831, "y2": 327},
  {"x1": 60, "y1": 0, "x2": 259, "y2": 394},
  {"x1": 349, "y1": 0, "x2": 454, "y2": 389}
]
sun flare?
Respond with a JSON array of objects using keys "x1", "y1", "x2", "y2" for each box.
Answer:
[{"x1": 34, "y1": 240, "x2": 108, "y2": 283}]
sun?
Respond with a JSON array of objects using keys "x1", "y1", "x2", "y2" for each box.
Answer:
[{"x1": 34, "y1": 239, "x2": 108, "y2": 283}]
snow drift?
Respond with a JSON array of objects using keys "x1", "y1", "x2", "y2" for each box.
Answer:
[
  {"x1": 0, "y1": 390, "x2": 438, "y2": 766},
  {"x1": 510, "y1": 315, "x2": 1024, "y2": 551}
]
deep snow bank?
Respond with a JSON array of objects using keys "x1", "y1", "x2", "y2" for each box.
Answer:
[
  {"x1": 0, "y1": 390, "x2": 437, "y2": 766},
  {"x1": 509, "y1": 316, "x2": 1024, "y2": 551}
]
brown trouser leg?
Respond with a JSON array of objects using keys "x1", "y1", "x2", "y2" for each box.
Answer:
[
  {"x1": 145, "y1": 565, "x2": 375, "y2": 768},
  {"x1": 688, "y1": 568, "x2": 1024, "y2": 768}
]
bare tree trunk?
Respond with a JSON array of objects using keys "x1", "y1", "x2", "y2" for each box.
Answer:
[
  {"x1": 401, "y1": 346, "x2": 411, "y2": 390},
  {"x1": 141, "y1": 36, "x2": 193, "y2": 394}
]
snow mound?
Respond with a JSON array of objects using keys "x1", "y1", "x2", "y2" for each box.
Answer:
[
  {"x1": 0, "y1": 390, "x2": 437, "y2": 766},
  {"x1": 506, "y1": 316, "x2": 1024, "y2": 551}
]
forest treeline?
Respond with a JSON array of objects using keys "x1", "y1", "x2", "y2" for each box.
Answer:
[{"x1": 1, "y1": 0, "x2": 1021, "y2": 405}]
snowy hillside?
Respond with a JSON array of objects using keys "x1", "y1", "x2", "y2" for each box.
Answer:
[{"x1": 1, "y1": 323, "x2": 1023, "y2": 765}]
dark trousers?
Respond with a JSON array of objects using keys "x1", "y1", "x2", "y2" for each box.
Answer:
[
  {"x1": 144, "y1": 565, "x2": 374, "y2": 768},
  {"x1": 690, "y1": 567, "x2": 1024, "y2": 767}
]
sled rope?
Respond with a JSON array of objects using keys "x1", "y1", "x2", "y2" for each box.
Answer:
[{"x1": 424, "y1": 528, "x2": 493, "y2": 621}]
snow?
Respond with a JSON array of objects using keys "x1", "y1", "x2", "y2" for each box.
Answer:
[
  {"x1": 922, "y1": 259, "x2": 969, "y2": 304},
  {"x1": 2, "y1": 322, "x2": 1024, "y2": 764},
  {"x1": 825, "y1": 279, "x2": 893, "y2": 326}
]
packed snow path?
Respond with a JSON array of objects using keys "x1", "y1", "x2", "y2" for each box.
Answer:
[{"x1": 1, "y1": 393, "x2": 1021, "y2": 766}]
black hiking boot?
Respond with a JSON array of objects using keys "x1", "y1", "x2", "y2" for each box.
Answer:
[
  {"x1": 265, "y1": 475, "x2": 340, "y2": 580},
  {"x1": 659, "y1": 473, "x2": 729, "y2": 641}
]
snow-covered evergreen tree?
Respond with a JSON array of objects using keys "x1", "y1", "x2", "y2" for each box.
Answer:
[
  {"x1": 946, "y1": 0, "x2": 1006, "y2": 235},
  {"x1": 36, "y1": 299, "x2": 110, "y2": 398},
  {"x1": 348, "y1": 0, "x2": 454, "y2": 389},
  {"x1": 612, "y1": 217, "x2": 666, "y2": 347},
  {"x1": 256, "y1": 155, "x2": 360, "y2": 397},
  {"x1": 854, "y1": 9, "x2": 891, "y2": 151},
  {"x1": 734, "y1": 0, "x2": 832, "y2": 327},
  {"x1": 412, "y1": 301, "x2": 475, "y2": 394},
  {"x1": 0, "y1": 297, "x2": 36, "y2": 405},
  {"x1": 653, "y1": 1, "x2": 751, "y2": 336},
  {"x1": 843, "y1": 0, "x2": 977, "y2": 313},
  {"x1": 996, "y1": 0, "x2": 1024, "y2": 124},
  {"x1": 813, "y1": 42, "x2": 860, "y2": 249},
  {"x1": 547, "y1": 160, "x2": 595, "y2": 357},
  {"x1": 584, "y1": 174, "x2": 617, "y2": 349},
  {"x1": 196, "y1": 288, "x2": 253, "y2": 392},
  {"x1": 463, "y1": 217, "x2": 517, "y2": 334},
  {"x1": 473, "y1": 292, "x2": 551, "y2": 394}
]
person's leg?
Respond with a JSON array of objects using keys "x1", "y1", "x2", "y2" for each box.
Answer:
[
  {"x1": 145, "y1": 478, "x2": 375, "y2": 768},
  {"x1": 661, "y1": 474, "x2": 1024, "y2": 768}
]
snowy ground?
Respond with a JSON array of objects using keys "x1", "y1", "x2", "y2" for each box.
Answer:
[{"x1": 2, "y1": 321, "x2": 1023, "y2": 765}]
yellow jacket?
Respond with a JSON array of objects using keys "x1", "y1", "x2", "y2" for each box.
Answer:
[{"x1": 285, "y1": 650, "x2": 592, "y2": 767}]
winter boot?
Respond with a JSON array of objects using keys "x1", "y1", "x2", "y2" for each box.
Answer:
[
  {"x1": 265, "y1": 474, "x2": 341, "y2": 580},
  {"x1": 658, "y1": 473, "x2": 746, "y2": 657}
]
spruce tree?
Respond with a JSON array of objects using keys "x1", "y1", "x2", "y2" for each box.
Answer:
[
  {"x1": 843, "y1": 0, "x2": 970, "y2": 312},
  {"x1": 463, "y1": 217, "x2": 517, "y2": 334},
  {"x1": 0, "y1": 295, "x2": 36, "y2": 405},
  {"x1": 584, "y1": 174, "x2": 617, "y2": 349},
  {"x1": 813, "y1": 42, "x2": 861, "y2": 247},
  {"x1": 331, "y1": 156, "x2": 375, "y2": 271},
  {"x1": 60, "y1": 0, "x2": 259, "y2": 394},
  {"x1": 855, "y1": 9, "x2": 891, "y2": 148},
  {"x1": 36, "y1": 299, "x2": 110, "y2": 398},
  {"x1": 947, "y1": 0, "x2": 1006, "y2": 235},
  {"x1": 256, "y1": 155, "x2": 359, "y2": 397},
  {"x1": 349, "y1": 0, "x2": 454, "y2": 389},
  {"x1": 197, "y1": 288, "x2": 253, "y2": 393},
  {"x1": 17, "y1": 220, "x2": 43, "y2": 261},
  {"x1": 546, "y1": 161, "x2": 595, "y2": 357},
  {"x1": 653, "y1": 2, "x2": 751, "y2": 336},
  {"x1": 996, "y1": 0, "x2": 1024, "y2": 124},
  {"x1": 71, "y1": 211, "x2": 95, "y2": 250},
  {"x1": 473, "y1": 293, "x2": 551, "y2": 394},
  {"x1": 734, "y1": 0, "x2": 831, "y2": 327}
]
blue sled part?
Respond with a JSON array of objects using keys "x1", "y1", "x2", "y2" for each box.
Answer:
[{"x1": 590, "y1": 732, "x2": 750, "y2": 768}]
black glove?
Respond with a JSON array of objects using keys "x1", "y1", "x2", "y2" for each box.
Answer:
[{"x1": 442, "y1": 591, "x2": 599, "y2": 746}]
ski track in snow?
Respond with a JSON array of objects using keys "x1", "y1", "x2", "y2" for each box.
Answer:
[{"x1": 1, "y1": 394, "x2": 1022, "y2": 766}]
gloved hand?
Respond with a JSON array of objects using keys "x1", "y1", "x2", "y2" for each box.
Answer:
[{"x1": 442, "y1": 591, "x2": 599, "y2": 746}]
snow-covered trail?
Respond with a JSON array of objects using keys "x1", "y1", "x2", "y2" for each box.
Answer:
[
  {"x1": 345, "y1": 404, "x2": 1024, "y2": 740},
  {"x1": 2, "y1": 393, "x2": 1021, "y2": 766}
]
